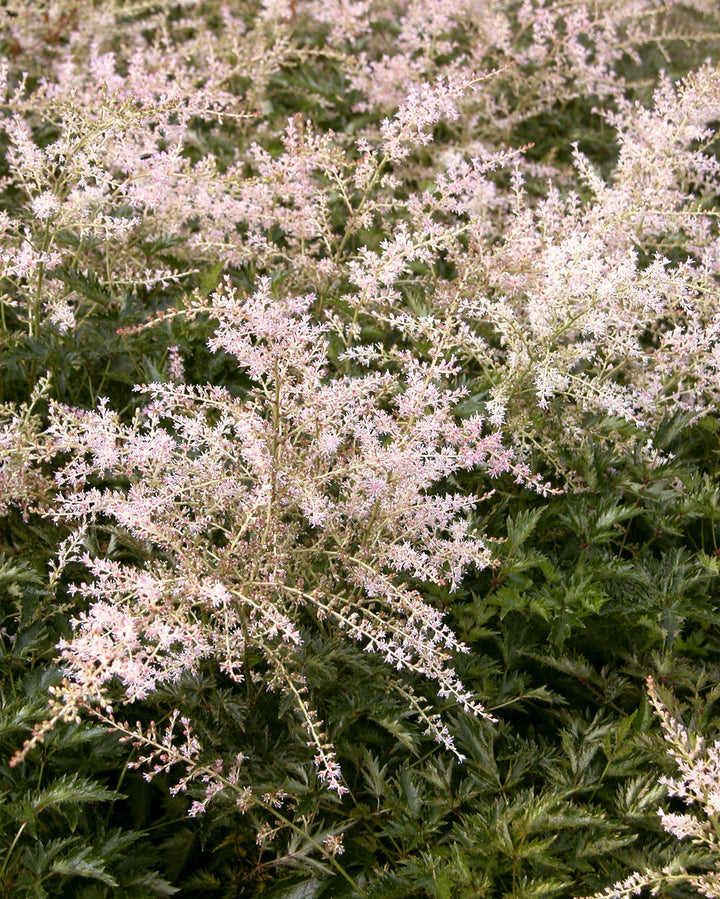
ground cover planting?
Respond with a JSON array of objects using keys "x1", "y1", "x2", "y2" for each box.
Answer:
[{"x1": 2, "y1": 1, "x2": 720, "y2": 896}]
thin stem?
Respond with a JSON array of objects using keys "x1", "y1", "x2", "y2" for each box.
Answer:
[
  {"x1": 96, "y1": 713, "x2": 365, "y2": 895},
  {"x1": 0, "y1": 820, "x2": 27, "y2": 883}
]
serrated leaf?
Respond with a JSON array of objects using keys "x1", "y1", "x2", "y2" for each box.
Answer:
[
  {"x1": 361, "y1": 752, "x2": 389, "y2": 798},
  {"x1": 50, "y1": 851, "x2": 117, "y2": 887},
  {"x1": 262, "y1": 877, "x2": 324, "y2": 899},
  {"x1": 506, "y1": 508, "x2": 544, "y2": 548},
  {"x1": 368, "y1": 713, "x2": 419, "y2": 752},
  {"x1": 397, "y1": 767, "x2": 421, "y2": 818},
  {"x1": 31, "y1": 774, "x2": 121, "y2": 812},
  {"x1": 198, "y1": 260, "x2": 225, "y2": 297},
  {"x1": 180, "y1": 869, "x2": 222, "y2": 891},
  {"x1": 120, "y1": 868, "x2": 180, "y2": 896}
]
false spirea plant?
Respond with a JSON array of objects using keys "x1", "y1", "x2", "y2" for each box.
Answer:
[
  {"x1": 0, "y1": 385, "x2": 53, "y2": 518},
  {"x1": 16, "y1": 275, "x2": 538, "y2": 808},
  {"x1": 587, "y1": 677, "x2": 720, "y2": 899},
  {"x1": 347, "y1": 64, "x2": 720, "y2": 473}
]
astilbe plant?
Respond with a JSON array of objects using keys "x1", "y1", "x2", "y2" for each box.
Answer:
[
  {"x1": 2, "y1": 0, "x2": 718, "y2": 416},
  {"x1": 0, "y1": 553, "x2": 179, "y2": 899},
  {"x1": 13, "y1": 274, "x2": 547, "y2": 809},
  {"x1": 306, "y1": 0, "x2": 717, "y2": 140},
  {"x1": 0, "y1": 2, "x2": 254, "y2": 339},
  {"x1": 0, "y1": 382, "x2": 55, "y2": 518},
  {"x1": 3, "y1": 0, "x2": 720, "y2": 893},
  {"x1": 2, "y1": 0, "x2": 716, "y2": 339},
  {"x1": 587, "y1": 677, "x2": 720, "y2": 899},
  {"x1": 345, "y1": 64, "x2": 720, "y2": 470}
]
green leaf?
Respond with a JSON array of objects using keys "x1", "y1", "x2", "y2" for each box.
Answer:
[
  {"x1": 49, "y1": 850, "x2": 117, "y2": 887},
  {"x1": 262, "y1": 877, "x2": 324, "y2": 899},
  {"x1": 30, "y1": 774, "x2": 122, "y2": 813}
]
